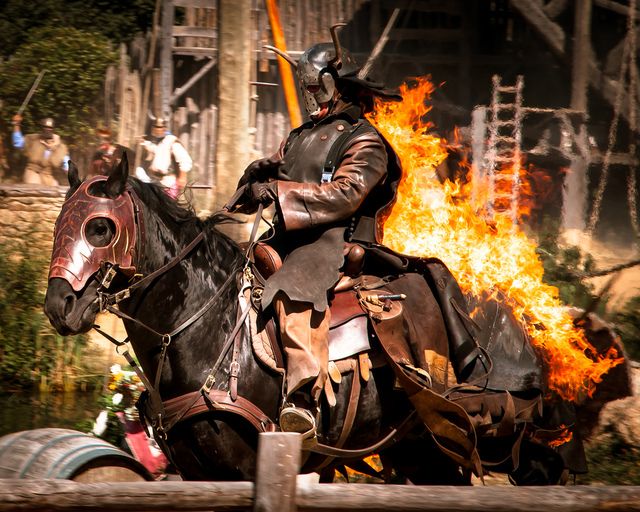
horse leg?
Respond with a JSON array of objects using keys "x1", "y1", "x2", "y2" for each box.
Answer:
[
  {"x1": 381, "y1": 434, "x2": 471, "y2": 485},
  {"x1": 167, "y1": 416, "x2": 260, "y2": 481},
  {"x1": 509, "y1": 439, "x2": 567, "y2": 485}
]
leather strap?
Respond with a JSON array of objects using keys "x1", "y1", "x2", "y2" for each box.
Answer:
[
  {"x1": 315, "y1": 358, "x2": 362, "y2": 471},
  {"x1": 305, "y1": 411, "x2": 417, "y2": 459},
  {"x1": 370, "y1": 312, "x2": 483, "y2": 476},
  {"x1": 158, "y1": 389, "x2": 277, "y2": 434}
]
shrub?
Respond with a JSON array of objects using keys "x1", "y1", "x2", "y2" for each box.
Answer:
[{"x1": 0, "y1": 237, "x2": 92, "y2": 390}]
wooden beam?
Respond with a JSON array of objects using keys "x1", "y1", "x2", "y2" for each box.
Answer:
[
  {"x1": 173, "y1": 0, "x2": 215, "y2": 7},
  {"x1": 160, "y1": 0, "x2": 175, "y2": 120},
  {"x1": 172, "y1": 46, "x2": 217, "y2": 56},
  {"x1": 594, "y1": 0, "x2": 640, "y2": 17},
  {"x1": 170, "y1": 56, "x2": 216, "y2": 105},
  {"x1": 4, "y1": 481, "x2": 640, "y2": 511},
  {"x1": 215, "y1": 0, "x2": 252, "y2": 226},
  {"x1": 509, "y1": 0, "x2": 565, "y2": 56},
  {"x1": 571, "y1": 0, "x2": 591, "y2": 113},
  {"x1": 172, "y1": 26, "x2": 216, "y2": 38},
  {"x1": 563, "y1": 0, "x2": 592, "y2": 234},
  {"x1": 509, "y1": 0, "x2": 640, "y2": 132}
]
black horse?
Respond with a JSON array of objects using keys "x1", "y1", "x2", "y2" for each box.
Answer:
[{"x1": 44, "y1": 156, "x2": 600, "y2": 484}]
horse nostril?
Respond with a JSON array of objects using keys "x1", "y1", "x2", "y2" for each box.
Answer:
[{"x1": 63, "y1": 293, "x2": 76, "y2": 317}]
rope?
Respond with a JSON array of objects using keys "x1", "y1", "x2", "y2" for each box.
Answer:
[
  {"x1": 587, "y1": 31, "x2": 631, "y2": 233},
  {"x1": 588, "y1": 0, "x2": 639, "y2": 238}
]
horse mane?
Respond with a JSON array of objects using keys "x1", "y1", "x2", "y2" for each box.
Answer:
[{"x1": 127, "y1": 178, "x2": 244, "y2": 264}]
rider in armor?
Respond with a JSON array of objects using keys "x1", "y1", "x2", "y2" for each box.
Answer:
[{"x1": 226, "y1": 30, "x2": 402, "y2": 437}]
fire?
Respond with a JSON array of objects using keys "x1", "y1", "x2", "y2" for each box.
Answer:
[
  {"x1": 367, "y1": 77, "x2": 622, "y2": 401},
  {"x1": 545, "y1": 425, "x2": 574, "y2": 448}
]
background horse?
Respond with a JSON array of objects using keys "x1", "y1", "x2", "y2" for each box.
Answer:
[{"x1": 44, "y1": 155, "x2": 609, "y2": 484}]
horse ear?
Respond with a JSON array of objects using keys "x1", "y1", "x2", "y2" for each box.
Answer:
[
  {"x1": 105, "y1": 150, "x2": 129, "y2": 198},
  {"x1": 67, "y1": 160, "x2": 81, "y2": 191}
]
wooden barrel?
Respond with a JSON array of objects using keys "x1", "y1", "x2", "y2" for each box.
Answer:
[{"x1": 0, "y1": 428, "x2": 152, "y2": 482}]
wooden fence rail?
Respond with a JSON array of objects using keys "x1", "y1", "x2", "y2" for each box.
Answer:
[
  {"x1": 1, "y1": 433, "x2": 640, "y2": 512},
  {"x1": 2, "y1": 479, "x2": 640, "y2": 512}
]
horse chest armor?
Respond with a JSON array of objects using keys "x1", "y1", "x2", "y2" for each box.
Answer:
[{"x1": 280, "y1": 120, "x2": 354, "y2": 183}]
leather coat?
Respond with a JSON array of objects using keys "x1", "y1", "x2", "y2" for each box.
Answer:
[{"x1": 239, "y1": 102, "x2": 401, "y2": 311}]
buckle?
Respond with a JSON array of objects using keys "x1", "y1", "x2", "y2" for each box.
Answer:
[
  {"x1": 155, "y1": 414, "x2": 167, "y2": 440},
  {"x1": 251, "y1": 287, "x2": 263, "y2": 307},
  {"x1": 100, "y1": 266, "x2": 117, "y2": 289},
  {"x1": 113, "y1": 288, "x2": 131, "y2": 303},
  {"x1": 202, "y1": 373, "x2": 216, "y2": 394}
]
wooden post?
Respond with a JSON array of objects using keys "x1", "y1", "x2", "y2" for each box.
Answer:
[
  {"x1": 216, "y1": 0, "x2": 252, "y2": 235},
  {"x1": 160, "y1": 0, "x2": 175, "y2": 121},
  {"x1": 265, "y1": 0, "x2": 303, "y2": 129},
  {"x1": 254, "y1": 432, "x2": 302, "y2": 512},
  {"x1": 562, "y1": 0, "x2": 592, "y2": 241}
]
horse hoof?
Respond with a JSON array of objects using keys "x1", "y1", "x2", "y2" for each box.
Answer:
[{"x1": 279, "y1": 406, "x2": 316, "y2": 438}]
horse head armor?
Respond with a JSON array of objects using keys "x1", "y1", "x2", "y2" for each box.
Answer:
[{"x1": 48, "y1": 176, "x2": 139, "y2": 291}]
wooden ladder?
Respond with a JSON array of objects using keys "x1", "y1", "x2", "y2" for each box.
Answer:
[{"x1": 484, "y1": 74, "x2": 524, "y2": 224}]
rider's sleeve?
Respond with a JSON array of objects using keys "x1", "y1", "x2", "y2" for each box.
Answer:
[
  {"x1": 172, "y1": 141, "x2": 193, "y2": 173},
  {"x1": 12, "y1": 129, "x2": 25, "y2": 149},
  {"x1": 275, "y1": 132, "x2": 388, "y2": 230}
]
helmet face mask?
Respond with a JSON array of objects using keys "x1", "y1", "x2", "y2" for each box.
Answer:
[
  {"x1": 297, "y1": 42, "x2": 358, "y2": 120},
  {"x1": 299, "y1": 69, "x2": 336, "y2": 120}
]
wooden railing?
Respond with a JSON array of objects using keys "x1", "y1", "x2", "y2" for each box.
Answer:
[{"x1": 1, "y1": 433, "x2": 639, "y2": 512}]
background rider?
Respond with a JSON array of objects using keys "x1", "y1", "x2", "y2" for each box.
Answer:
[
  {"x1": 135, "y1": 117, "x2": 192, "y2": 198},
  {"x1": 11, "y1": 114, "x2": 69, "y2": 186}
]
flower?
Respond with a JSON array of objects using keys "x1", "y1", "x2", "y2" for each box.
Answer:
[
  {"x1": 92, "y1": 410, "x2": 109, "y2": 437},
  {"x1": 112, "y1": 393, "x2": 123, "y2": 406}
]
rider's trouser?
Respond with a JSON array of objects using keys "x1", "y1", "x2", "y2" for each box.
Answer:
[{"x1": 273, "y1": 291, "x2": 330, "y2": 404}]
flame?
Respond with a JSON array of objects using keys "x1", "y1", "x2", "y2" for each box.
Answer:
[
  {"x1": 367, "y1": 77, "x2": 622, "y2": 401},
  {"x1": 546, "y1": 425, "x2": 574, "y2": 448}
]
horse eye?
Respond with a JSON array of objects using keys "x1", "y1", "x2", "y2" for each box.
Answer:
[{"x1": 85, "y1": 217, "x2": 116, "y2": 247}]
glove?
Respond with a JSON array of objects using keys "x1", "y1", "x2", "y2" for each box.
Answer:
[
  {"x1": 248, "y1": 180, "x2": 278, "y2": 206},
  {"x1": 239, "y1": 157, "x2": 283, "y2": 186}
]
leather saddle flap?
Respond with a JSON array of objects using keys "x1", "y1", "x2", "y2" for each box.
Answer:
[
  {"x1": 327, "y1": 290, "x2": 370, "y2": 361},
  {"x1": 329, "y1": 289, "x2": 366, "y2": 329}
]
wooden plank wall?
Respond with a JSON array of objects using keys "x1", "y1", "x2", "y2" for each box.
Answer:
[
  {"x1": 104, "y1": 0, "x2": 373, "y2": 206},
  {"x1": 252, "y1": 0, "x2": 370, "y2": 157}
]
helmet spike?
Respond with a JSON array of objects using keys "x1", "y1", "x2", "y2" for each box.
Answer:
[
  {"x1": 263, "y1": 45, "x2": 298, "y2": 69},
  {"x1": 329, "y1": 23, "x2": 347, "y2": 69}
]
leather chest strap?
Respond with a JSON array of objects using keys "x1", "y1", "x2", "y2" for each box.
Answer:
[
  {"x1": 322, "y1": 122, "x2": 375, "y2": 183},
  {"x1": 159, "y1": 389, "x2": 277, "y2": 433}
]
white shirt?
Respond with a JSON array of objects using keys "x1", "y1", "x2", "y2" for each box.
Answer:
[{"x1": 141, "y1": 134, "x2": 193, "y2": 175}]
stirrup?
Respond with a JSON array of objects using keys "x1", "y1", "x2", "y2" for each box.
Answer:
[{"x1": 279, "y1": 406, "x2": 316, "y2": 439}]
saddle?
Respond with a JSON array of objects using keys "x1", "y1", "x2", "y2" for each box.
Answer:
[{"x1": 245, "y1": 241, "x2": 549, "y2": 474}]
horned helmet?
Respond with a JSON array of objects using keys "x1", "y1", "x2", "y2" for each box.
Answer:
[{"x1": 266, "y1": 24, "x2": 359, "y2": 120}]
